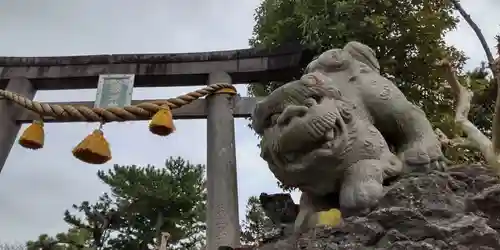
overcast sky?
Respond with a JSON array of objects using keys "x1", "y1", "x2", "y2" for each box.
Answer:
[{"x1": 0, "y1": 0, "x2": 499, "y2": 244}]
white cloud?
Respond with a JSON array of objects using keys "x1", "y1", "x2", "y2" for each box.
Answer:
[{"x1": 0, "y1": 0, "x2": 498, "y2": 243}]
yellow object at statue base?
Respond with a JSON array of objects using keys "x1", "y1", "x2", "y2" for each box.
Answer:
[
  {"x1": 316, "y1": 208, "x2": 343, "y2": 227},
  {"x1": 18, "y1": 120, "x2": 45, "y2": 150},
  {"x1": 149, "y1": 105, "x2": 175, "y2": 136},
  {"x1": 72, "y1": 129, "x2": 111, "y2": 164}
]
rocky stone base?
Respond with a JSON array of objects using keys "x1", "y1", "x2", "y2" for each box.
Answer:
[{"x1": 258, "y1": 164, "x2": 500, "y2": 249}]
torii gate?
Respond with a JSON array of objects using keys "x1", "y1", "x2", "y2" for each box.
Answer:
[{"x1": 0, "y1": 45, "x2": 306, "y2": 250}]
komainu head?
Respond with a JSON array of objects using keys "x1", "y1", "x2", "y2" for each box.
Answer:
[
  {"x1": 252, "y1": 72, "x2": 355, "y2": 194},
  {"x1": 305, "y1": 41, "x2": 380, "y2": 74}
]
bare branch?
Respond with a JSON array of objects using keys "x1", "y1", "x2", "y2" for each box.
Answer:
[
  {"x1": 436, "y1": 59, "x2": 500, "y2": 170},
  {"x1": 449, "y1": 0, "x2": 500, "y2": 157},
  {"x1": 491, "y1": 57, "x2": 500, "y2": 156},
  {"x1": 449, "y1": 0, "x2": 494, "y2": 64},
  {"x1": 435, "y1": 128, "x2": 476, "y2": 149},
  {"x1": 157, "y1": 232, "x2": 170, "y2": 250}
]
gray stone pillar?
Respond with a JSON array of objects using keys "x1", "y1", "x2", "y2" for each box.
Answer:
[
  {"x1": 206, "y1": 72, "x2": 240, "y2": 250},
  {"x1": 0, "y1": 77, "x2": 36, "y2": 173}
]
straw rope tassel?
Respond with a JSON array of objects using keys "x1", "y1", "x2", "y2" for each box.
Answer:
[
  {"x1": 149, "y1": 105, "x2": 175, "y2": 136},
  {"x1": 72, "y1": 123, "x2": 111, "y2": 164},
  {"x1": 0, "y1": 82, "x2": 237, "y2": 165},
  {"x1": 18, "y1": 119, "x2": 45, "y2": 150}
]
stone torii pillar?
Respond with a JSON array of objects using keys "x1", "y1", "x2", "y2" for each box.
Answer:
[
  {"x1": 0, "y1": 77, "x2": 36, "y2": 173},
  {"x1": 206, "y1": 72, "x2": 240, "y2": 250}
]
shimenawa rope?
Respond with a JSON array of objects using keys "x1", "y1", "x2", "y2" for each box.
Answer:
[
  {"x1": 2, "y1": 82, "x2": 236, "y2": 164},
  {"x1": 0, "y1": 82, "x2": 235, "y2": 122}
]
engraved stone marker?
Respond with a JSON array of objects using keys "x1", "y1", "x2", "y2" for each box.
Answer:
[{"x1": 94, "y1": 74, "x2": 134, "y2": 108}]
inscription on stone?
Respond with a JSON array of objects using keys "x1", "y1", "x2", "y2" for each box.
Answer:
[{"x1": 94, "y1": 74, "x2": 134, "y2": 108}]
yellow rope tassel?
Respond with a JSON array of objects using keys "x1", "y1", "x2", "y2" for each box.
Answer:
[
  {"x1": 316, "y1": 208, "x2": 343, "y2": 227},
  {"x1": 149, "y1": 105, "x2": 175, "y2": 136},
  {"x1": 18, "y1": 120, "x2": 44, "y2": 150},
  {"x1": 0, "y1": 83, "x2": 236, "y2": 165},
  {"x1": 72, "y1": 127, "x2": 111, "y2": 164}
]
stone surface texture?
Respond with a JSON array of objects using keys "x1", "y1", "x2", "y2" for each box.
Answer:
[
  {"x1": 251, "y1": 41, "x2": 446, "y2": 232},
  {"x1": 206, "y1": 72, "x2": 240, "y2": 249},
  {"x1": 0, "y1": 41, "x2": 304, "y2": 66},
  {"x1": 0, "y1": 42, "x2": 311, "y2": 90},
  {"x1": 258, "y1": 164, "x2": 500, "y2": 249}
]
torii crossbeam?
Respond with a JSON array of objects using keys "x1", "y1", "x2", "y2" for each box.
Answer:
[{"x1": 0, "y1": 45, "x2": 308, "y2": 250}]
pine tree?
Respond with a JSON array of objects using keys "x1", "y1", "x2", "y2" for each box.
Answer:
[
  {"x1": 28, "y1": 157, "x2": 206, "y2": 250},
  {"x1": 240, "y1": 196, "x2": 273, "y2": 245}
]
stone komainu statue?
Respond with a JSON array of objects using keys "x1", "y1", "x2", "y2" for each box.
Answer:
[{"x1": 251, "y1": 41, "x2": 446, "y2": 232}]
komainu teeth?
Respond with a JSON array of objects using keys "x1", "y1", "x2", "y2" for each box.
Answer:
[{"x1": 325, "y1": 129, "x2": 334, "y2": 140}]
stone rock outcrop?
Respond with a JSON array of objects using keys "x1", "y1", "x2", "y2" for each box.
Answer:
[{"x1": 258, "y1": 164, "x2": 500, "y2": 249}]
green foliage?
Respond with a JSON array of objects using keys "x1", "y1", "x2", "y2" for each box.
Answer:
[
  {"x1": 62, "y1": 193, "x2": 121, "y2": 249},
  {"x1": 248, "y1": 1, "x2": 500, "y2": 189},
  {"x1": 468, "y1": 62, "x2": 494, "y2": 137},
  {"x1": 27, "y1": 157, "x2": 206, "y2": 250},
  {"x1": 95, "y1": 157, "x2": 206, "y2": 249},
  {"x1": 446, "y1": 31, "x2": 500, "y2": 164},
  {"x1": 26, "y1": 228, "x2": 92, "y2": 250},
  {"x1": 240, "y1": 196, "x2": 273, "y2": 245},
  {"x1": 249, "y1": 0, "x2": 467, "y2": 136},
  {"x1": 438, "y1": 62, "x2": 493, "y2": 165}
]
